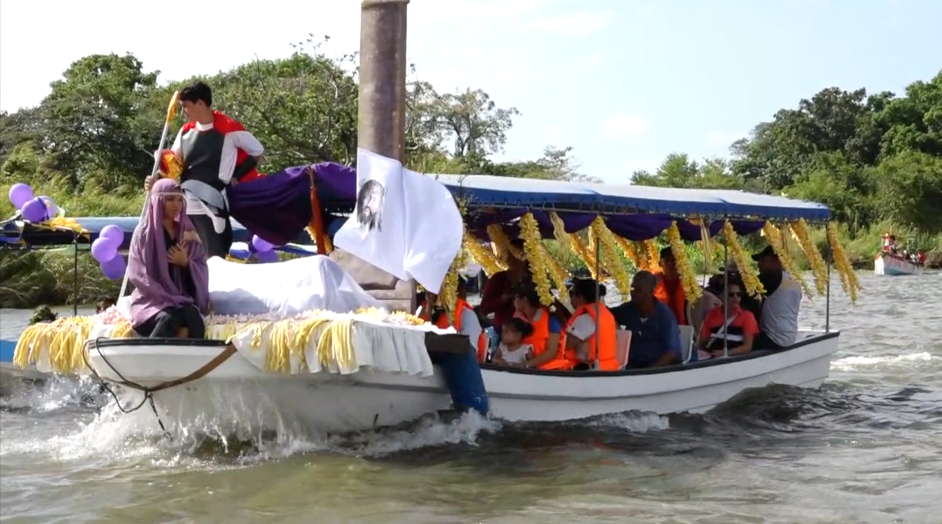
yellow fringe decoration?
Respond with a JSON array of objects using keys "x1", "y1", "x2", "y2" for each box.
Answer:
[
  {"x1": 306, "y1": 226, "x2": 333, "y2": 252},
  {"x1": 12, "y1": 309, "x2": 431, "y2": 377},
  {"x1": 541, "y1": 242, "x2": 570, "y2": 304},
  {"x1": 486, "y1": 223, "x2": 523, "y2": 263},
  {"x1": 667, "y1": 221, "x2": 703, "y2": 302},
  {"x1": 440, "y1": 251, "x2": 463, "y2": 322},
  {"x1": 826, "y1": 222, "x2": 862, "y2": 304},
  {"x1": 462, "y1": 231, "x2": 507, "y2": 276},
  {"x1": 762, "y1": 221, "x2": 813, "y2": 298},
  {"x1": 643, "y1": 239, "x2": 662, "y2": 273},
  {"x1": 788, "y1": 218, "x2": 827, "y2": 296},
  {"x1": 698, "y1": 222, "x2": 715, "y2": 275},
  {"x1": 590, "y1": 216, "x2": 632, "y2": 297},
  {"x1": 519, "y1": 212, "x2": 555, "y2": 306},
  {"x1": 614, "y1": 236, "x2": 645, "y2": 269},
  {"x1": 722, "y1": 220, "x2": 766, "y2": 297},
  {"x1": 569, "y1": 231, "x2": 598, "y2": 278},
  {"x1": 548, "y1": 211, "x2": 570, "y2": 255}
]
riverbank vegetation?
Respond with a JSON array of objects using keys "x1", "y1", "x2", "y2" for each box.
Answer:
[{"x1": 1, "y1": 38, "x2": 940, "y2": 307}]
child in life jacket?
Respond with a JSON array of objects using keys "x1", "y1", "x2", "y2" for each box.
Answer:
[{"x1": 493, "y1": 317, "x2": 535, "y2": 367}]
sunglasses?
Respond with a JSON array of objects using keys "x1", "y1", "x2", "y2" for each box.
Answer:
[{"x1": 727, "y1": 291, "x2": 742, "y2": 298}]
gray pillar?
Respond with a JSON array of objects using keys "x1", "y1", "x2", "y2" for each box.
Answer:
[
  {"x1": 358, "y1": 0, "x2": 409, "y2": 162},
  {"x1": 330, "y1": 0, "x2": 415, "y2": 314}
]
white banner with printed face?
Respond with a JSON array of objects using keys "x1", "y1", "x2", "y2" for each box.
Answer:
[{"x1": 333, "y1": 148, "x2": 463, "y2": 294}]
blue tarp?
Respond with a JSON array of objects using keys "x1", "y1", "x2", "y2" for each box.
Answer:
[{"x1": 431, "y1": 175, "x2": 830, "y2": 220}]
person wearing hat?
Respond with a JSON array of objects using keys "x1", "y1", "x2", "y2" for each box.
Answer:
[{"x1": 752, "y1": 245, "x2": 802, "y2": 349}]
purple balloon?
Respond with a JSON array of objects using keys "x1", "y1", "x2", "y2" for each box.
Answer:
[
  {"x1": 101, "y1": 255, "x2": 127, "y2": 280},
  {"x1": 8, "y1": 183, "x2": 33, "y2": 209},
  {"x1": 255, "y1": 249, "x2": 279, "y2": 263},
  {"x1": 91, "y1": 237, "x2": 118, "y2": 263},
  {"x1": 37, "y1": 196, "x2": 57, "y2": 219},
  {"x1": 252, "y1": 234, "x2": 274, "y2": 252},
  {"x1": 99, "y1": 224, "x2": 125, "y2": 247},
  {"x1": 21, "y1": 198, "x2": 46, "y2": 223}
]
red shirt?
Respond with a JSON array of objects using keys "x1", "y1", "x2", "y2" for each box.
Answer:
[{"x1": 698, "y1": 306, "x2": 759, "y2": 343}]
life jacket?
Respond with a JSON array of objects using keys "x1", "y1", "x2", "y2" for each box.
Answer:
[
  {"x1": 421, "y1": 299, "x2": 489, "y2": 361},
  {"x1": 515, "y1": 307, "x2": 571, "y2": 371},
  {"x1": 562, "y1": 303, "x2": 619, "y2": 371},
  {"x1": 654, "y1": 272, "x2": 687, "y2": 325},
  {"x1": 703, "y1": 310, "x2": 745, "y2": 351}
]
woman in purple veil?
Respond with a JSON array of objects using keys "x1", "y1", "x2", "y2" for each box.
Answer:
[{"x1": 127, "y1": 178, "x2": 210, "y2": 339}]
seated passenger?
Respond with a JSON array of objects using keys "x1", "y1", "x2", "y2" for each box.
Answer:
[
  {"x1": 654, "y1": 247, "x2": 687, "y2": 325},
  {"x1": 478, "y1": 239, "x2": 531, "y2": 335},
  {"x1": 561, "y1": 279, "x2": 619, "y2": 371},
  {"x1": 418, "y1": 280, "x2": 486, "y2": 359},
  {"x1": 752, "y1": 246, "x2": 801, "y2": 349},
  {"x1": 696, "y1": 281, "x2": 759, "y2": 359},
  {"x1": 96, "y1": 296, "x2": 117, "y2": 314},
  {"x1": 492, "y1": 317, "x2": 535, "y2": 367},
  {"x1": 611, "y1": 270, "x2": 682, "y2": 368},
  {"x1": 687, "y1": 273, "x2": 724, "y2": 334},
  {"x1": 513, "y1": 283, "x2": 566, "y2": 370},
  {"x1": 127, "y1": 178, "x2": 210, "y2": 339}
]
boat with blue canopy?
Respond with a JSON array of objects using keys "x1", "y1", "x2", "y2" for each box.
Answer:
[{"x1": 5, "y1": 152, "x2": 856, "y2": 434}]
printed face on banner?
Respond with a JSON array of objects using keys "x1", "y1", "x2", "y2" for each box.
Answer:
[{"x1": 355, "y1": 179, "x2": 386, "y2": 232}]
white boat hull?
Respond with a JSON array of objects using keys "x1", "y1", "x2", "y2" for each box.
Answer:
[
  {"x1": 874, "y1": 253, "x2": 922, "y2": 276},
  {"x1": 84, "y1": 330, "x2": 840, "y2": 434}
]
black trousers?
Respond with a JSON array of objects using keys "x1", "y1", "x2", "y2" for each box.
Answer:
[
  {"x1": 188, "y1": 213, "x2": 233, "y2": 259},
  {"x1": 134, "y1": 304, "x2": 206, "y2": 339},
  {"x1": 755, "y1": 332, "x2": 785, "y2": 350}
]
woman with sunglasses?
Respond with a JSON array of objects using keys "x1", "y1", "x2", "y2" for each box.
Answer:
[{"x1": 695, "y1": 280, "x2": 759, "y2": 360}]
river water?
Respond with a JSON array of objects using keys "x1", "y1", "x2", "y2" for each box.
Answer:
[{"x1": 1, "y1": 273, "x2": 940, "y2": 524}]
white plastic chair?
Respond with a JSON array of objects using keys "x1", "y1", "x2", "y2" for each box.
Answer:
[
  {"x1": 616, "y1": 329, "x2": 632, "y2": 368},
  {"x1": 679, "y1": 325, "x2": 695, "y2": 364}
]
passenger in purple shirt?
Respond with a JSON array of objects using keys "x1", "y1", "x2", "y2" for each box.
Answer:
[{"x1": 610, "y1": 270, "x2": 682, "y2": 369}]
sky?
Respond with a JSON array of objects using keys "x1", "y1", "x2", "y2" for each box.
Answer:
[{"x1": 1, "y1": 0, "x2": 939, "y2": 182}]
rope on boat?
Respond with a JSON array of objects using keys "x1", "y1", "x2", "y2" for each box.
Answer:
[{"x1": 82, "y1": 339, "x2": 237, "y2": 437}]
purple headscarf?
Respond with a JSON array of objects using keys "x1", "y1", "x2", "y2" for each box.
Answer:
[{"x1": 128, "y1": 178, "x2": 210, "y2": 327}]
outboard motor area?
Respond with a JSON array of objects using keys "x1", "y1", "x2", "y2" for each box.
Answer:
[{"x1": 430, "y1": 347, "x2": 489, "y2": 415}]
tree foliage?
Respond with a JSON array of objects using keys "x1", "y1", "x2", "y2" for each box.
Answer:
[{"x1": 634, "y1": 71, "x2": 942, "y2": 236}]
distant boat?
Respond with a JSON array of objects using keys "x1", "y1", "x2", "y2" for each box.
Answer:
[{"x1": 874, "y1": 252, "x2": 923, "y2": 276}]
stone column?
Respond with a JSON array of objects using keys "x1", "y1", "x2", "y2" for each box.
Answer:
[
  {"x1": 358, "y1": 0, "x2": 409, "y2": 162},
  {"x1": 330, "y1": 0, "x2": 415, "y2": 314}
]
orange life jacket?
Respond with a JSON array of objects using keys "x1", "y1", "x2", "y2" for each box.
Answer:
[
  {"x1": 655, "y1": 272, "x2": 687, "y2": 325},
  {"x1": 515, "y1": 307, "x2": 572, "y2": 371},
  {"x1": 421, "y1": 299, "x2": 489, "y2": 361},
  {"x1": 562, "y1": 303, "x2": 619, "y2": 371}
]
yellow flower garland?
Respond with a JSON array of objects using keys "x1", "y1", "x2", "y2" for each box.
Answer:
[
  {"x1": 590, "y1": 216, "x2": 632, "y2": 297},
  {"x1": 762, "y1": 221, "x2": 813, "y2": 298},
  {"x1": 519, "y1": 212, "x2": 555, "y2": 306},
  {"x1": 439, "y1": 251, "x2": 463, "y2": 322},
  {"x1": 487, "y1": 223, "x2": 523, "y2": 263},
  {"x1": 463, "y1": 231, "x2": 507, "y2": 276},
  {"x1": 826, "y1": 222, "x2": 861, "y2": 304},
  {"x1": 788, "y1": 218, "x2": 827, "y2": 296},
  {"x1": 643, "y1": 239, "x2": 662, "y2": 273},
  {"x1": 569, "y1": 231, "x2": 598, "y2": 278},
  {"x1": 667, "y1": 221, "x2": 703, "y2": 302},
  {"x1": 722, "y1": 220, "x2": 766, "y2": 297},
  {"x1": 540, "y1": 242, "x2": 571, "y2": 304},
  {"x1": 614, "y1": 235, "x2": 645, "y2": 269},
  {"x1": 549, "y1": 211, "x2": 571, "y2": 255},
  {"x1": 698, "y1": 222, "x2": 715, "y2": 275}
]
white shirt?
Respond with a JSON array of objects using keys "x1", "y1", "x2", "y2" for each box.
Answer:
[
  {"x1": 566, "y1": 313, "x2": 596, "y2": 341},
  {"x1": 761, "y1": 272, "x2": 802, "y2": 347},
  {"x1": 497, "y1": 343, "x2": 533, "y2": 364},
  {"x1": 458, "y1": 307, "x2": 483, "y2": 352}
]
